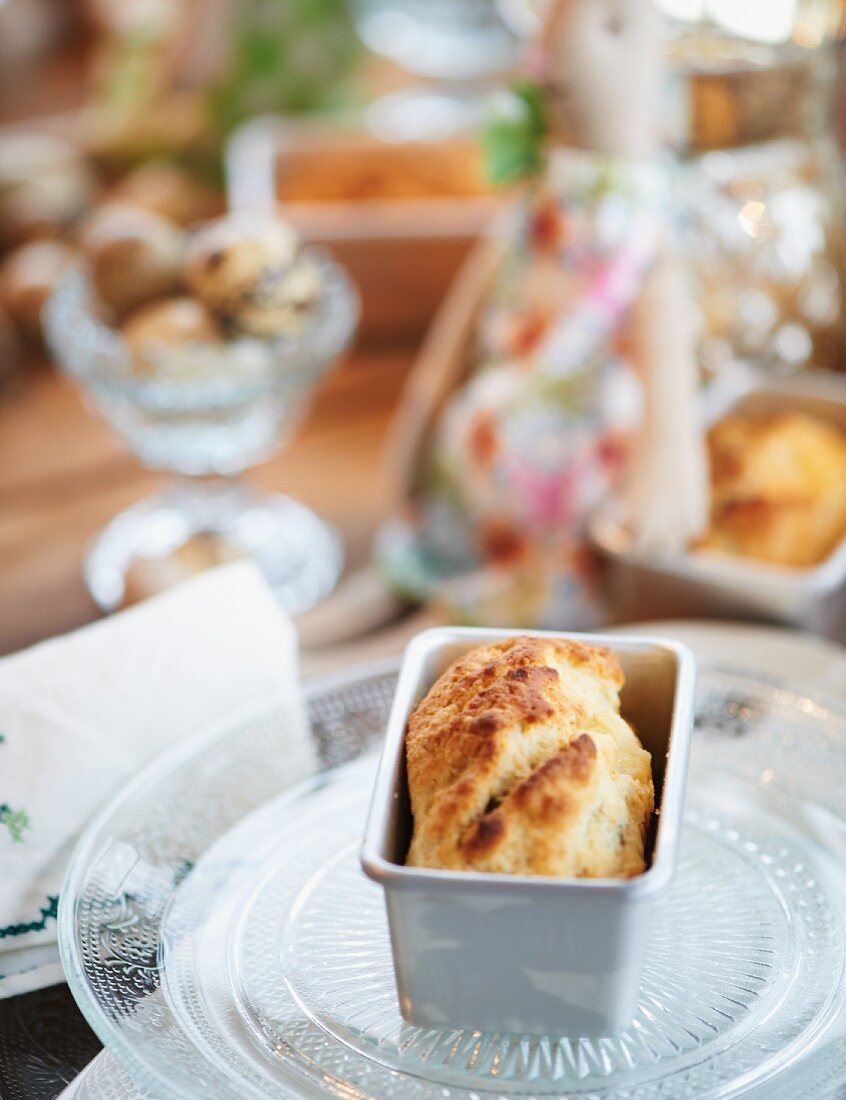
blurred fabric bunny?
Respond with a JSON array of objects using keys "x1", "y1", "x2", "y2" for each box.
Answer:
[{"x1": 381, "y1": 0, "x2": 708, "y2": 628}]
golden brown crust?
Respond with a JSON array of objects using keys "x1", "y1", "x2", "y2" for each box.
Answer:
[
  {"x1": 698, "y1": 411, "x2": 846, "y2": 568},
  {"x1": 405, "y1": 636, "x2": 653, "y2": 878}
]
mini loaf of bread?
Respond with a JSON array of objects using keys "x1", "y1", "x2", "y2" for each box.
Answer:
[
  {"x1": 698, "y1": 411, "x2": 846, "y2": 568},
  {"x1": 405, "y1": 636, "x2": 654, "y2": 878}
]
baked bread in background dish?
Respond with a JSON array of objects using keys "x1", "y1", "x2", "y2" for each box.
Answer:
[
  {"x1": 699, "y1": 411, "x2": 846, "y2": 568},
  {"x1": 405, "y1": 636, "x2": 654, "y2": 879}
]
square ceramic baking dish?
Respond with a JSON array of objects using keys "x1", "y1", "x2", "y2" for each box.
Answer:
[
  {"x1": 361, "y1": 627, "x2": 695, "y2": 1037},
  {"x1": 591, "y1": 372, "x2": 846, "y2": 641},
  {"x1": 225, "y1": 116, "x2": 499, "y2": 342}
]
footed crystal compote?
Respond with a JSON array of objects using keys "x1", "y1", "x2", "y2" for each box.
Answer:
[{"x1": 45, "y1": 251, "x2": 358, "y2": 613}]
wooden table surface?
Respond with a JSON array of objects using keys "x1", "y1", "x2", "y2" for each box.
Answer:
[{"x1": 0, "y1": 343, "x2": 415, "y2": 659}]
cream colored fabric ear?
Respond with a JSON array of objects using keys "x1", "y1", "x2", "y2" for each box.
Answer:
[
  {"x1": 619, "y1": 251, "x2": 709, "y2": 551},
  {"x1": 539, "y1": 0, "x2": 661, "y2": 158}
]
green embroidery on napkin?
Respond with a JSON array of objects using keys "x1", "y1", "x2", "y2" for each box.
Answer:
[
  {"x1": 0, "y1": 895, "x2": 59, "y2": 940},
  {"x1": 0, "y1": 804, "x2": 30, "y2": 843},
  {"x1": 0, "y1": 738, "x2": 54, "y2": 943},
  {"x1": 0, "y1": 743, "x2": 27, "y2": 840}
]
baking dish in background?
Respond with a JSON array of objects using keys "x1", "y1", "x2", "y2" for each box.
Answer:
[
  {"x1": 361, "y1": 626, "x2": 695, "y2": 1037},
  {"x1": 226, "y1": 116, "x2": 501, "y2": 343},
  {"x1": 592, "y1": 372, "x2": 846, "y2": 641}
]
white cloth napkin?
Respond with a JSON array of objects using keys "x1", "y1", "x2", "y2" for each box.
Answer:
[{"x1": 0, "y1": 560, "x2": 309, "y2": 998}]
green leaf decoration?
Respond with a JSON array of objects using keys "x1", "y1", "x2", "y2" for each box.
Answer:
[
  {"x1": 0, "y1": 804, "x2": 30, "y2": 844},
  {"x1": 210, "y1": 0, "x2": 361, "y2": 134},
  {"x1": 481, "y1": 81, "x2": 548, "y2": 186}
]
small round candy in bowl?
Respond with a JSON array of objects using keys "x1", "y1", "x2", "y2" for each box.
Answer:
[{"x1": 45, "y1": 211, "x2": 359, "y2": 614}]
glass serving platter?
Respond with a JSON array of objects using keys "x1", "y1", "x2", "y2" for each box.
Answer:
[{"x1": 59, "y1": 658, "x2": 846, "y2": 1099}]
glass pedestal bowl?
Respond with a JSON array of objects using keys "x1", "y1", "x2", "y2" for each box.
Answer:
[{"x1": 45, "y1": 253, "x2": 358, "y2": 614}]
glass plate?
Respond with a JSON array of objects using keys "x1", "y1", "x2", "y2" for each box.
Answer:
[{"x1": 59, "y1": 659, "x2": 846, "y2": 1100}]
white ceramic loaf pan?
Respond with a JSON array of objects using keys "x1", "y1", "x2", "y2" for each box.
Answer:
[
  {"x1": 591, "y1": 372, "x2": 846, "y2": 641},
  {"x1": 361, "y1": 627, "x2": 695, "y2": 1037}
]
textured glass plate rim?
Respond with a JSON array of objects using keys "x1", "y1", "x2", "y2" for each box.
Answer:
[
  {"x1": 58, "y1": 654, "x2": 846, "y2": 1099},
  {"x1": 57, "y1": 659, "x2": 398, "y2": 1086},
  {"x1": 226, "y1": 759, "x2": 840, "y2": 1097}
]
